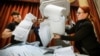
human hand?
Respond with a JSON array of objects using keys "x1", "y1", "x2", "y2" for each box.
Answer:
[
  {"x1": 32, "y1": 19, "x2": 37, "y2": 23},
  {"x1": 53, "y1": 33, "x2": 61, "y2": 39},
  {"x1": 2, "y1": 32, "x2": 12, "y2": 39},
  {"x1": 38, "y1": 18, "x2": 44, "y2": 23}
]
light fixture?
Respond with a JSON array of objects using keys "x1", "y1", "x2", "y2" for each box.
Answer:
[{"x1": 67, "y1": 0, "x2": 75, "y2": 3}]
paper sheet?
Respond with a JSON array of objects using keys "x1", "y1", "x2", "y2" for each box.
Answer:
[
  {"x1": 39, "y1": 0, "x2": 70, "y2": 47},
  {"x1": 49, "y1": 16, "x2": 66, "y2": 35},
  {"x1": 39, "y1": 17, "x2": 66, "y2": 47},
  {"x1": 43, "y1": 4, "x2": 66, "y2": 35},
  {"x1": 39, "y1": 5, "x2": 66, "y2": 47},
  {"x1": 53, "y1": 46, "x2": 75, "y2": 56},
  {"x1": 44, "y1": 4, "x2": 66, "y2": 18},
  {"x1": 39, "y1": 0, "x2": 70, "y2": 17},
  {"x1": 39, "y1": 19, "x2": 52, "y2": 47}
]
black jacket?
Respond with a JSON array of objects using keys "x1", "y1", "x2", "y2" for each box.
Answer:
[{"x1": 61, "y1": 19, "x2": 100, "y2": 55}]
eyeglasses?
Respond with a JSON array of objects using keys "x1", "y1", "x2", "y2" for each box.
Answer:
[{"x1": 77, "y1": 12, "x2": 84, "y2": 14}]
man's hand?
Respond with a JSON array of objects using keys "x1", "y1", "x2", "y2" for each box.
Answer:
[
  {"x1": 32, "y1": 19, "x2": 37, "y2": 23},
  {"x1": 2, "y1": 29, "x2": 12, "y2": 38}
]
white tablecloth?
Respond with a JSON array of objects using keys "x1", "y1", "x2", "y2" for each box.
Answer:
[{"x1": 0, "y1": 44, "x2": 89, "y2": 56}]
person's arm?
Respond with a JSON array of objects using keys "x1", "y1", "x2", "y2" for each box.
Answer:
[
  {"x1": 54, "y1": 22, "x2": 93, "y2": 41},
  {"x1": 2, "y1": 28, "x2": 12, "y2": 39},
  {"x1": 2, "y1": 23, "x2": 14, "y2": 39},
  {"x1": 65, "y1": 25, "x2": 75, "y2": 34},
  {"x1": 61, "y1": 22, "x2": 93, "y2": 41}
]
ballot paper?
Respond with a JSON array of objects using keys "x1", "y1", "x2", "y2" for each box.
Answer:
[
  {"x1": 49, "y1": 16, "x2": 66, "y2": 35},
  {"x1": 39, "y1": 17, "x2": 65, "y2": 47},
  {"x1": 44, "y1": 4, "x2": 66, "y2": 35},
  {"x1": 0, "y1": 45, "x2": 45, "y2": 56},
  {"x1": 44, "y1": 4, "x2": 66, "y2": 18},
  {"x1": 39, "y1": 19, "x2": 52, "y2": 47},
  {"x1": 53, "y1": 46, "x2": 75, "y2": 56},
  {"x1": 39, "y1": 0, "x2": 70, "y2": 17},
  {"x1": 39, "y1": 0, "x2": 70, "y2": 47},
  {"x1": 12, "y1": 13, "x2": 37, "y2": 43},
  {"x1": 75, "y1": 53, "x2": 89, "y2": 56},
  {"x1": 39, "y1": 5, "x2": 67, "y2": 47}
]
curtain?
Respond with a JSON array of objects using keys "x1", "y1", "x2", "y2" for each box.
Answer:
[
  {"x1": 87, "y1": 0, "x2": 100, "y2": 43},
  {"x1": 0, "y1": 1, "x2": 41, "y2": 48}
]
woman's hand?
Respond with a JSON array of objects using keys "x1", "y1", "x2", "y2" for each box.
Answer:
[{"x1": 53, "y1": 33, "x2": 61, "y2": 39}]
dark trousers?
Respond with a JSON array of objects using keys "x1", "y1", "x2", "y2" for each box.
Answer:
[
  {"x1": 11, "y1": 36, "x2": 22, "y2": 45},
  {"x1": 34, "y1": 27, "x2": 43, "y2": 46},
  {"x1": 88, "y1": 47, "x2": 100, "y2": 56}
]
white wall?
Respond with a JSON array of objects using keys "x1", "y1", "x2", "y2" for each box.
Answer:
[{"x1": 93, "y1": 0, "x2": 100, "y2": 18}]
